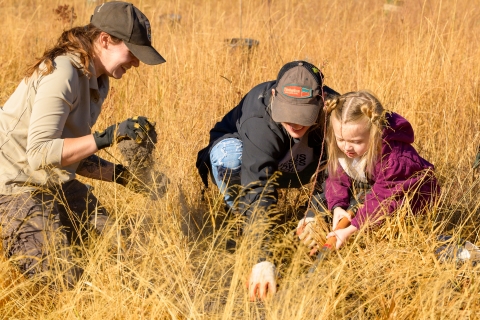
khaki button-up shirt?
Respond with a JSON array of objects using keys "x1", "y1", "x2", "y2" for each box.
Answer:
[{"x1": 0, "y1": 54, "x2": 109, "y2": 194}]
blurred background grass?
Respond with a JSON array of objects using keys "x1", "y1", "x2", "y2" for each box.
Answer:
[{"x1": 0, "y1": 0, "x2": 479, "y2": 318}]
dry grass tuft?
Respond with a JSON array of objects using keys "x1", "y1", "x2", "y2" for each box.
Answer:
[{"x1": 0, "y1": 0, "x2": 479, "y2": 318}]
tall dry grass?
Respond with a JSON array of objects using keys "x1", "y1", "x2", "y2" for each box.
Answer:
[{"x1": 0, "y1": 0, "x2": 479, "y2": 318}]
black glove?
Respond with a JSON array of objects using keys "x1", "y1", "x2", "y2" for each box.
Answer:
[
  {"x1": 93, "y1": 116, "x2": 156, "y2": 150},
  {"x1": 113, "y1": 164, "x2": 151, "y2": 196},
  {"x1": 114, "y1": 164, "x2": 170, "y2": 199}
]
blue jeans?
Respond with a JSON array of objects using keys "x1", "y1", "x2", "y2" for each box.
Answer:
[{"x1": 210, "y1": 138, "x2": 243, "y2": 208}]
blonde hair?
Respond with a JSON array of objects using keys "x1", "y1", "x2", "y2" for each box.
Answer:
[
  {"x1": 25, "y1": 24, "x2": 122, "y2": 79},
  {"x1": 325, "y1": 91, "x2": 386, "y2": 178}
]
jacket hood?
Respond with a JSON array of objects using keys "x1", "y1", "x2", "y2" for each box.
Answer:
[{"x1": 382, "y1": 112, "x2": 414, "y2": 144}]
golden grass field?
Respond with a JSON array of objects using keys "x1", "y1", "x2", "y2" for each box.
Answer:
[{"x1": 0, "y1": 0, "x2": 480, "y2": 318}]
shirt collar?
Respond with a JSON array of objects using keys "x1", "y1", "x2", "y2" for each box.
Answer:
[
  {"x1": 65, "y1": 52, "x2": 108, "y2": 91},
  {"x1": 87, "y1": 59, "x2": 109, "y2": 98}
]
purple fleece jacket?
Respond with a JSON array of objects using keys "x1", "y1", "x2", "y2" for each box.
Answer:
[{"x1": 325, "y1": 112, "x2": 440, "y2": 229}]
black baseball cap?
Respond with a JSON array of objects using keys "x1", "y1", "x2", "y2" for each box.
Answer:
[
  {"x1": 272, "y1": 61, "x2": 324, "y2": 126},
  {"x1": 91, "y1": 1, "x2": 166, "y2": 65}
]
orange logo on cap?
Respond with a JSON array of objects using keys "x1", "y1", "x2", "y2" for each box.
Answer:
[{"x1": 282, "y1": 85, "x2": 313, "y2": 98}]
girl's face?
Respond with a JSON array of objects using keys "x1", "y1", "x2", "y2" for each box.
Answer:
[
  {"x1": 94, "y1": 34, "x2": 140, "y2": 79},
  {"x1": 331, "y1": 116, "x2": 370, "y2": 159},
  {"x1": 281, "y1": 122, "x2": 310, "y2": 139}
]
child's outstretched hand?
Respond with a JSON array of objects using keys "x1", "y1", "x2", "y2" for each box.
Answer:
[
  {"x1": 332, "y1": 207, "x2": 352, "y2": 229},
  {"x1": 326, "y1": 225, "x2": 358, "y2": 249}
]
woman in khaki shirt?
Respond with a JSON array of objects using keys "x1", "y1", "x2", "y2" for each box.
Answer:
[{"x1": 0, "y1": 1, "x2": 164, "y2": 288}]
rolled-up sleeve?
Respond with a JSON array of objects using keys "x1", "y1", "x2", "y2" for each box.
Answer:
[{"x1": 26, "y1": 60, "x2": 78, "y2": 170}]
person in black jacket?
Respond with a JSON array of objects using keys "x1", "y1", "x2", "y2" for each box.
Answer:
[{"x1": 196, "y1": 61, "x2": 339, "y2": 301}]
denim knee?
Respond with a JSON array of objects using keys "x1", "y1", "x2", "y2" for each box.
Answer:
[{"x1": 210, "y1": 138, "x2": 243, "y2": 185}]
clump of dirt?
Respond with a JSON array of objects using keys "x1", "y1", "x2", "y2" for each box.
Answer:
[{"x1": 117, "y1": 131, "x2": 168, "y2": 199}]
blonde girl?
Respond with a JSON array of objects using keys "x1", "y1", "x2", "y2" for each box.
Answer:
[{"x1": 323, "y1": 91, "x2": 439, "y2": 248}]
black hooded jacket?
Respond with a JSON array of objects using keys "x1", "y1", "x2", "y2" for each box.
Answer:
[{"x1": 196, "y1": 80, "x2": 339, "y2": 216}]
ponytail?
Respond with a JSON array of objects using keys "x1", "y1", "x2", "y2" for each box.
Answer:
[{"x1": 24, "y1": 24, "x2": 121, "y2": 79}]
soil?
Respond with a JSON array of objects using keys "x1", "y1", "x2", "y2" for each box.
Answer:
[{"x1": 117, "y1": 130, "x2": 168, "y2": 199}]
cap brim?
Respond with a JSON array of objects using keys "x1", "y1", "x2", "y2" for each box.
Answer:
[
  {"x1": 125, "y1": 42, "x2": 166, "y2": 65},
  {"x1": 271, "y1": 98, "x2": 320, "y2": 126}
]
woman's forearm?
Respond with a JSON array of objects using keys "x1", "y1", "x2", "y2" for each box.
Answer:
[
  {"x1": 76, "y1": 154, "x2": 115, "y2": 181},
  {"x1": 61, "y1": 135, "x2": 98, "y2": 167}
]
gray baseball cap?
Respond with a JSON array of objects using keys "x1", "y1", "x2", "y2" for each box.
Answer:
[
  {"x1": 271, "y1": 61, "x2": 323, "y2": 126},
  {"x1": 91, "y1": 1, "x2": 166, "y2": 65}
]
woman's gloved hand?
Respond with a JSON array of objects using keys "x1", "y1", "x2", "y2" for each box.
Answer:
[
  {"x1": 247, "y1": 261, "x2": 276, "y2": 301},
  {"x1": 113, "y1": 164, "x2": 170, "y2": 199},
  {"x1": 93, "y1": 116, "x2": 156, "y2": 150},
  {"x1": 113, "y1": 164, "x2": 150, "y2": 196}
]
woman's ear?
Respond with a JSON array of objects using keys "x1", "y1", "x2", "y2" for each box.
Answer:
[
  {"x1": 271, "y1": 88, "x2": 275, "y2": 95},
  {"x1": 97, "y1": 32, "x2": 111, "y2": 49}
]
